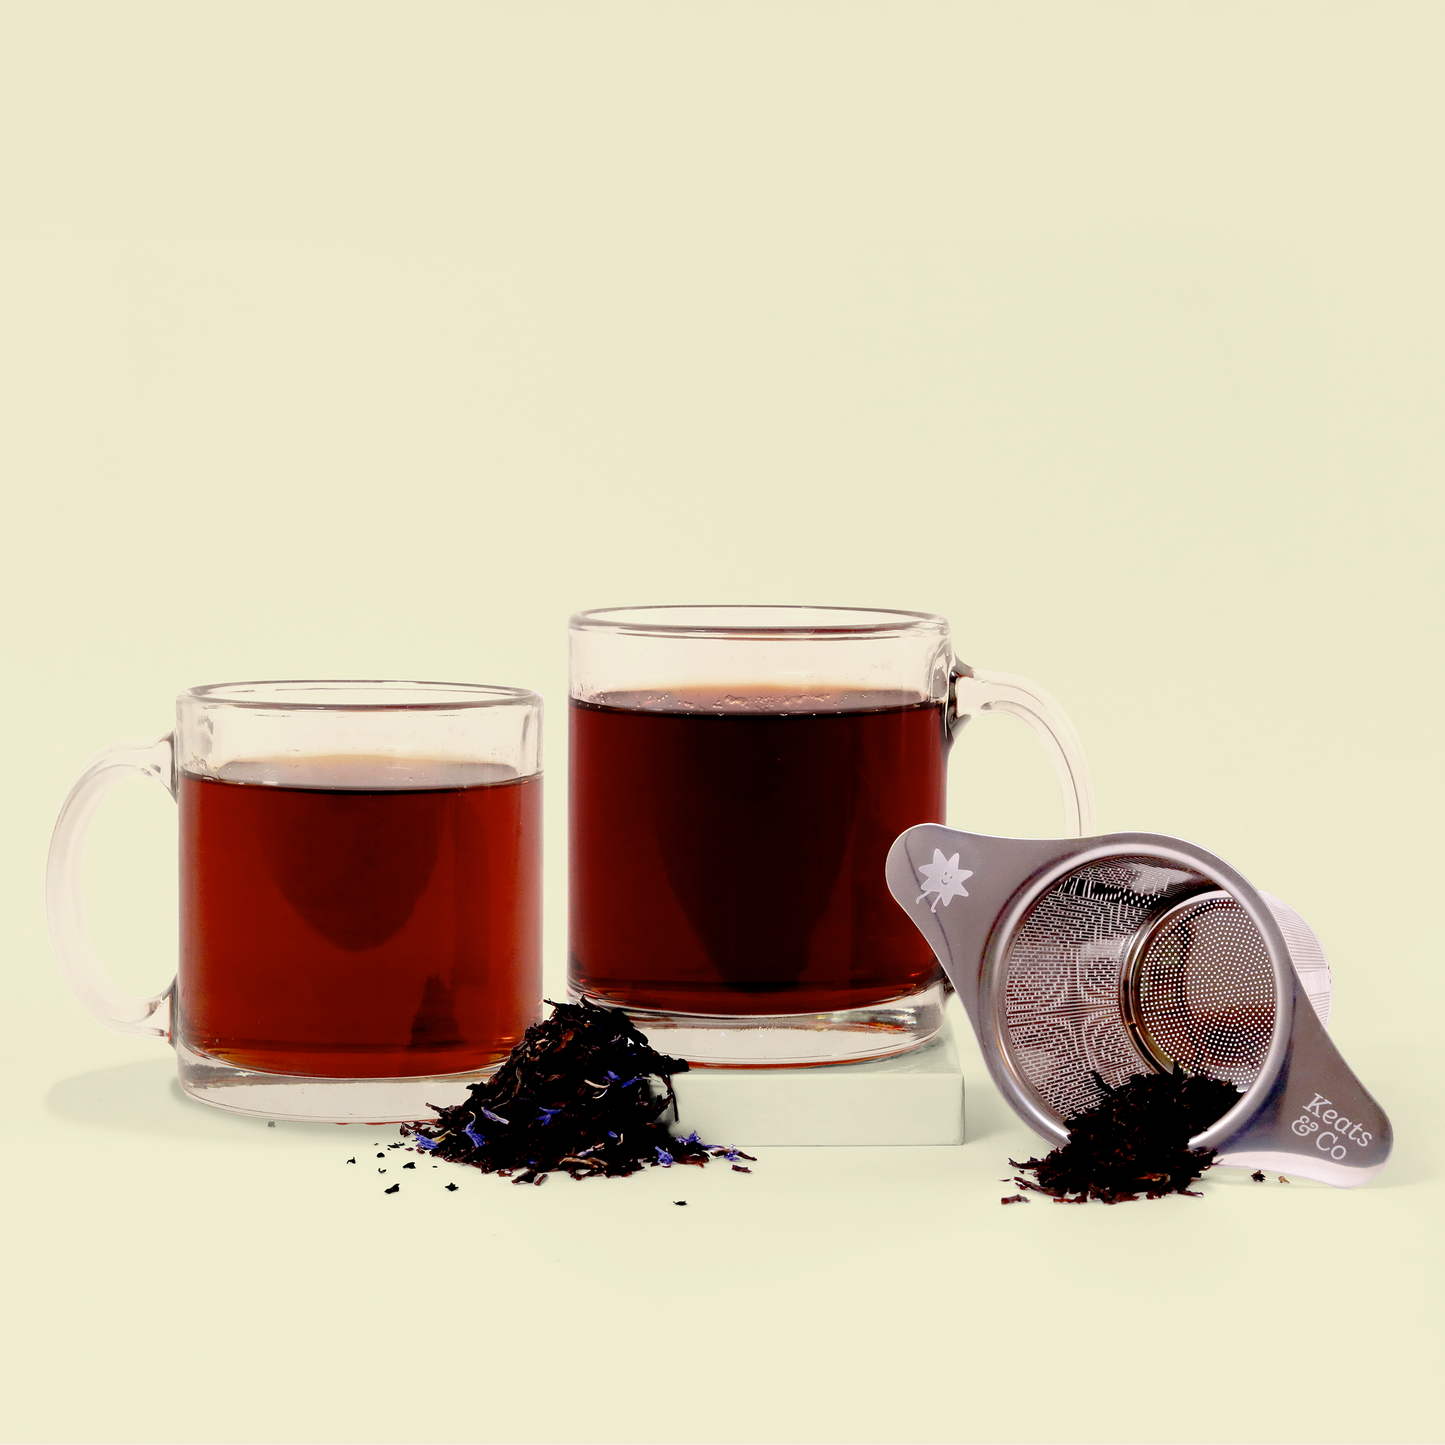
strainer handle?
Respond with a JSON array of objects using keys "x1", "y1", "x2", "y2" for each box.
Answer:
[
  {"x1": 45, "y1": 734, "x2": 176, "y2": 1038},
  {"x1": 950, "y1": 666, "x2": 1097, "y2": 837}
]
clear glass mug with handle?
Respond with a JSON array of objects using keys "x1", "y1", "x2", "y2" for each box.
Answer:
[
  {"x1": 47, "y1": 680, "x2": 543, "y2": 1123},
  {"x1": 568, "y1": 606, "x2": 1095, "y2": 1067}
]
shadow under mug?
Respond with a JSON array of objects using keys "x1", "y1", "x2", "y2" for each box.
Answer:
[
  {"x1": 568, "y1": 606, "x2": 1095, "y2": 1067},
  {"x1": 47, "y1": 680, "x2": 543, "y2": 1123}
]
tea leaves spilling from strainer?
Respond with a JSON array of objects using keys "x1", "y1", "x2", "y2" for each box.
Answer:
[{"x1": 1008, "y1": 1066, "x2": 1242, "y2": 1205}]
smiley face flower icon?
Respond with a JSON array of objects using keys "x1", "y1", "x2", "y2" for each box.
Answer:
[{"x1": 915, "y1": 850, "x2": 973, "y2": 912}]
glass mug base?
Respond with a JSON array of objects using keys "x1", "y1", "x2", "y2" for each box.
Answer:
[
  {"x1": 174, "y1": 1037, "x2": 500, "y2": 1123},
  {"x1": 569, "y1": 980, "x2": 948, "y2": 1068}
]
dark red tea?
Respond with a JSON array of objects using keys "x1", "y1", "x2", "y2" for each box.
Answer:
[
  {"x1": 179, "y1": 757, "x2": 542, "y2": 1078},
  {"x1": 569, "y1": 691, "x2": 947, "y2": 1016}
]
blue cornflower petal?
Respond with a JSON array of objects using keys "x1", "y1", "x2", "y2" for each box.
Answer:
[
  {"x1": 415, "y1": 1136, "x2": 440, "y2": 1152},
  {"x1": 480, "y1": 1107, "x2": 510, "y2": 1125},
  {"x1": 537, "y1": 1105, "x2": 562, "y2": 1126},
  {"x1": 463, "y1": 1118, "x2": 487, "y2": 1149},
  {"x1": 655, "y1": 1148, "x2": 674, "y2": 1167}
]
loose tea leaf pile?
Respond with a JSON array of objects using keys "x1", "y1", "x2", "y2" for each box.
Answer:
[
  {"x1": 403, "y1": 998, "x2": 754, "y2": 1185},
  {"x1": 1009, "y1": 1066, "x2": 1243, "y2": 1204}
]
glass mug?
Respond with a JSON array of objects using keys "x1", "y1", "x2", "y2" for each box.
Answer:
[
  {"x1": 569, "y1": 606, "x2": 1095, "y2": 1066},
  {"x1": 47, "y1": 681, "x2": 543, "y2": 1123}
]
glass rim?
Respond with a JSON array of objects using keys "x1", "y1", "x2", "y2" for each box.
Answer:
[
  {"x1": 569, "y1": 605, "x2": 948, "y2": 640},
  {"x1": 181, "y1": 680, "x2": 542, "y2": 712}
]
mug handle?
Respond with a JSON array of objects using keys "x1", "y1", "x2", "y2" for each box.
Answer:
[
  {"x1": 46, "y1": 733, "x2": 177, "y2": 1038},
  {"x1": 949, "y1": 664, "x2": 1097, "y2": 838}
]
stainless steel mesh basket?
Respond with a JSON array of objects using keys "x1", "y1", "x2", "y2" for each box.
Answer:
[{"x1": 886, "y1": 826, "x2": 1390, "y2": 1187}]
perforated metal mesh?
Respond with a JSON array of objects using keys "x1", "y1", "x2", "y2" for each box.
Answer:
[
  {"x1": 1132, "y1": 896, "x2": 1276, "y2": 1087},
  {"x1": 1001, "y1": 856, "x2": 1278, "y2": 1122}
]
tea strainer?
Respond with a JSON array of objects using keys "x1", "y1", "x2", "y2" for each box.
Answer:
[{"x1": 885, "y1": 825, "x2": 1391, "y2": 1186}]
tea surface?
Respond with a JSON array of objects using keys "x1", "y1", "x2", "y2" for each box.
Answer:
[
  {"x1": 569, "y1": 692, "x2": 946, "y2": 1016},
  {"x1": 179, "y1": 758, "x2": 542, "y2": 1078}
]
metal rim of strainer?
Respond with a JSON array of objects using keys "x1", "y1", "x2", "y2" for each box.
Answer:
[{"x1": 978, "y1": 836, "x2": 1297, "y2": 1154}]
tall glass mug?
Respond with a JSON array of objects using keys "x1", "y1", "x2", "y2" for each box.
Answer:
[
  {"x1": 569, "y1": 607, "x2": 1095, "y2": 1066},
  {"x1": 47, "y1": 681, "x2": 543, "y2": 1122}
]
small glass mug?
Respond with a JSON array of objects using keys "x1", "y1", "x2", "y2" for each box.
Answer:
[
  {"x1": 569, "y1": 606, "x2": 1095, "y2": 1066},
  {"x1": 47, "y1": 681, "x2": 543, "y2": 1123}
]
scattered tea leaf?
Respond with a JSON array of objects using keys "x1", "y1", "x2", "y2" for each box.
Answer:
[
  {"x1": 404, "y1": 999, "x2": 752, "y2": 1186},
  {"x1": 384, "y1": 1183, "x2": 400, "y2": 1194},
  {"x1": 1009, "y1": 1066, "x2": 1242, "y2": 1205}
]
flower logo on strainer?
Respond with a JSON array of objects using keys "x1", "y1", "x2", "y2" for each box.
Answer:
[{"x1": 915, "y1": 850, "x2": 973, "y2": 912}]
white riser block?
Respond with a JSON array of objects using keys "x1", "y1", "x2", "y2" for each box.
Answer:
[{"x1": 669, "y1": 1019, "x2": 964, "y2": 1147}]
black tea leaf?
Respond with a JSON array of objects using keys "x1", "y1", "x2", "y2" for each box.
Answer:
[
  {"x1": 404, "y1": 999, "x2": 751, "y2": 1186},
  {"x1": 1010, "y1": 1066, "x2": 1242, "y2": 1205}
]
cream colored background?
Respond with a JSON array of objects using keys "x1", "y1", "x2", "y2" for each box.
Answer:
[{"x1": 3, "y1": 4, "x2": 1441, "y2": 1442}]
